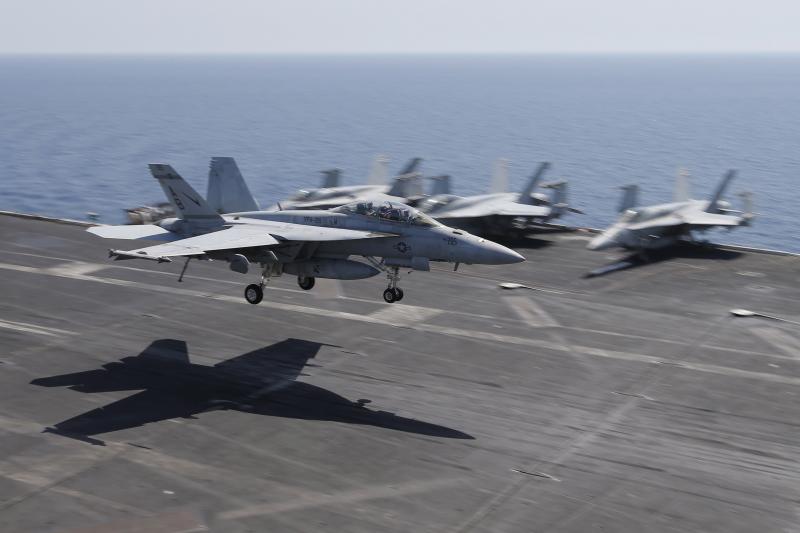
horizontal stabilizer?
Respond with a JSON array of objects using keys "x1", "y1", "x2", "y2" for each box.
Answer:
[{"x1": 87, "y1": 224, "x2": 179, "y2": 241}]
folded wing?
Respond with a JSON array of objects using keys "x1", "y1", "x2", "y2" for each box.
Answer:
[
  {"x1": 628, "y1": 212, "x2": 741, "y2": 231},
  {"x1": 436, "y1": 202, "x2": 551, "y2": 220}
]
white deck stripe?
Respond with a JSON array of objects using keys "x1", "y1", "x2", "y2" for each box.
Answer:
[
  {"x1": 750, "y1": 327, "x2": 800, "y2": 360},
  {"x1": 369, "y1": 304, "x2": 442, "y2": 327},
  {"x1": 503, "y1": 296, "x2": 559, "y2": 327},
  {"x1": 0, "y1": 319, "x2": 74, "y2": 337},
  {"x1": 2, "y1": 261, "x2": 799, "y2": 386}
]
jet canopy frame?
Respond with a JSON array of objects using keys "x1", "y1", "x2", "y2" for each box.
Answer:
[{"x1": 334, "y1": 200, "x2": 442, "y2": 227}]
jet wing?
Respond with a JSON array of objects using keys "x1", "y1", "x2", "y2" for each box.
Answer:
[
  {"x1": 266, "y1": 224, "x2": 397, "y2": 242},
  {"x1": 109, "y1": 222, "x2": 396, "y2": 261},
  {"x1": 88, "y1": 224, "x2": 181, "y2": 242},
  {"x1": 435, "y1": 202, "x2": 550, "y2": 220}
]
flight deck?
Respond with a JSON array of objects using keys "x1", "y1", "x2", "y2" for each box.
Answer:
[{"x1": 0, "y1": 213, "x2": 798, "y2": 532}]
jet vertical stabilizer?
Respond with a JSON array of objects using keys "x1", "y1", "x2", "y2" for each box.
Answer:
[
  {"x1": 387, "y1": 173, "x2": 424, "y2": 198},
  {"x1": 320, "y1": 169, "x2": 341, "y2": 188},
  {"x1": 489, "y1": 158, "x2": 510, "y2": 194},
  {"x1": 150, "y1": 164, "x2": 224, "y2": 224},
  {"x1": 397, "y1": 157, "x2": 423, "y2": 176},
  {"x1": 546, "y1": 181, "x2": 569, "y2": 218},
  {"x1": 207, "y1": 157, "x2": 260, "y2": 214},
  {"x1": 430, "y1": 175, "x2": 451, "y2": 196},
  {"x1": 705, "y1": 170, "x2": 737, "y2": 213},
  {"x1": 674, "y1": 168, "x2": 690, "y2": 202},
  {"x1": 367, "y1": 155, "x2": 390, "y2": 185},
  {"x1": 618, "y1": 184, "x2": 639, "y2": 213},
  {"x1": 517, "y1": 162, "x2": 551, "y2": 205}
]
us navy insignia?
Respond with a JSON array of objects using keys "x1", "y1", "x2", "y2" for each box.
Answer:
[{"x1": 394, "y1": 242, "x2": 410, "y2": 254}]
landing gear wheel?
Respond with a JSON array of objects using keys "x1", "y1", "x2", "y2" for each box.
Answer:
[
  {"x1": 244, "y1": 284, "x2": 263, "y2": 305},
  {"x1": 392, "y1": 287, "x2": 404, "y2": 301},
  {"x1": 297, "y1": 276, "x2": 315, "y2": 291},
  {"x1": 383, "y1": 288, "x2": 397, "y2": 303}
]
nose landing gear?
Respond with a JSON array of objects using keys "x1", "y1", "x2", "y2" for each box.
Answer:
[
  {"x1": 383, "y1": 287, "x2": 404, "y2": 303},
  {"x1": 383, "y1": 266, "x2": 404, "y2": 303}
]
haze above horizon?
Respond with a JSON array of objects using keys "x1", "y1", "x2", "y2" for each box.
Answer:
[{"x1": 1, "y1": 0, "x2": 798, "y2": 55}]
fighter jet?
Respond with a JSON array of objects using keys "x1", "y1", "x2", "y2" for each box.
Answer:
[
  {"x1": 587, "y1": 169, "x2": 754, "y2": 251},
  {"x1": 274, "y1": 155, "x2": 425, "y2": 210},
  {"x1": 417, "y1": 161, "x2": 579, "y2": 237},
  {"x1": 88, "y1": 164, "x2": 524, "y2": 304}
]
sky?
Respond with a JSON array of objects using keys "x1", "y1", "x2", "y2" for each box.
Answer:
[{"x1": 0, "y1": 0, "x2": 799, "y2": 55}]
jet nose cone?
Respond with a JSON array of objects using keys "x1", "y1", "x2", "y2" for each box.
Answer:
[
  {"x1": 587, "y1": 234, "x2": 615, "y2": 251},
  {"x1": 476, "y1": 238, "x2": 526, "y2": 265}
]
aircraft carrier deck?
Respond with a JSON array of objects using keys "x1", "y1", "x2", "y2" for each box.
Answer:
[{"x1": 0, "y1": 212, "x2": 798, "y2": 533}]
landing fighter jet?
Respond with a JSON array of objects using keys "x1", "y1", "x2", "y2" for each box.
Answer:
[
  {"x1": 275, "y1": 156, "x2": 425, "y2": 210},
  {"x1": 588, "y1": 169, "x2": 753, "y2": 251},
  {"x1": 417, "y1": 162, "x2": 579, "y2": 237},
  {"x1": 88, "y1": 164, "x2": 524, "y2": 304}
]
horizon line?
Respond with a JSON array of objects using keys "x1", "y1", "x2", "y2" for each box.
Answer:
[{"x1": 2, "y1": 51, "x2": 800, "y2": 57}]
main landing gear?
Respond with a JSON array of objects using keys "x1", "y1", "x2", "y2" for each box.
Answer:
[
  {"x1": 244, "y1": 284, "x2": 263, "y2": 305},
  {"x1": 297, "y1": 275, "x2": 315, "y2": 290},
  {"x1": 245, "y1": 264, "x2": 274, "y2": 305},
  {"x1": 382, "y1": 266, "x2": 404, "y2": 303}
]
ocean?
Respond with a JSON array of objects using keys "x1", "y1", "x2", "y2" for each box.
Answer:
[{"x1": 0, "y1": 55, "x2": 798, "y2": 251}]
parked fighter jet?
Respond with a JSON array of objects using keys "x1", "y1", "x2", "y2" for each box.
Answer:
[
  {"x1": 88, "y1": 164, "x2": 524, "y2": 304},
  {"x1": 276, "y1": 156, "x2": 425, "y2": 210},
  {"x1": 587, "y1": 169, "x2": 753, "y2": 251},
  {"x1": 417, "y1": 162, "x2": 578, "y2": 237}
]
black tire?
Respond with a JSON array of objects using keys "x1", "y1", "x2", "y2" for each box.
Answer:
[
  {"x1": 393, "y1": 287, "x2": 404, "y2": 301},
  {"x1": 297, "y1": 276, "x2": 316, "y2": 290},
  {"x1": 382, "y1": 288, "x2": 396, "y2": 303},
  {"x1": 244, "y1": 284, "x2": 263, "y2": 305}
]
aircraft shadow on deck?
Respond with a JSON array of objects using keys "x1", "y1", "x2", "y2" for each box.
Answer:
[
  {"x1": 584, "y1": 242, "x2": 743, "y2": 278},
  {"x1": 491, "y1": 225, "x2": 578, "y2": 249},
  {"x1": 493, "y1": 235, "x2": 554, "y2": 250},
  {"x1": 31, "y1": 339, "x2": 473, "y2": 445}
]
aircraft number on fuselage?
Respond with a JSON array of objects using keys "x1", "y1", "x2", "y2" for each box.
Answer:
[
  {"x1": 444, "y1": 237, "x2": 458, "y2": 245},
  {"x1": 303, "y1": 216, "x2": 339, "y2": 226}
]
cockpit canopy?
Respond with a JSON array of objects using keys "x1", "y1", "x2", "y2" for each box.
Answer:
[
  {"x1": 333, "y1": 200, "x2": 441, "y2": 227},
  {"x1": 289, "y1": 189, "x2": 321, "y2": 202},
  {"x1": 620, "y1": 209, "x2": 641, "y2": 223},
  {"x1": 417, "y1": 194, "x2": 458, "y2": 213}
]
